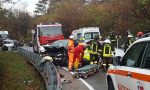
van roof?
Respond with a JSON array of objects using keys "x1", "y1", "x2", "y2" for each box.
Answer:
[{"x1": 37, "y1": 24, "x2": 62, "y2": 27}]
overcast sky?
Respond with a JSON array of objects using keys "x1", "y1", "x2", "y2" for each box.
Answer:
[{"x1": 4, "y1": 0, "x2": 39, "y2": 15}]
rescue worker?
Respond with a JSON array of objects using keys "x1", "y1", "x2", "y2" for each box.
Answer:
[
  {"x1": 82, "y1": 44, "x2": 91, "y2": 66},
  {"x1": 74, "y1": 38, "x2": 85, "y2": 69},
  {"x1": 108, "y1": 31, "x2": 116, "y2": 48},
  {"x1": 126, "y1": 30, "x2": 131, "y2": 36},
  {"x1": 87, "y1": 35, "x2": 102, "y2": 64},
  {"x1": 68, "y1": 35, "x2": 75, "y2": 71},
  {"x1": 124, "y1": 34, "x2": 135, "y2": 52},
  {"x1": 102, "y1": 39, "x2": 115, "y2": 70}
]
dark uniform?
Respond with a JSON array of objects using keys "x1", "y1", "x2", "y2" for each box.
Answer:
[
  {"x1": 87, "y1": 35, "x2": 102, "y2": 64},
  {"x1": 124, "y1": 34, "x2": 135, "y2": 52},
  {"x1": 102, "y1": 39, "x2": 115, "y2": 70},
  {"x1": 108, "y1": 32, "x2": 116, "y2": 48}
]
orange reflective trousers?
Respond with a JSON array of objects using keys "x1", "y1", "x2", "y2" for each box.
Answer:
[{"x1": 68, "y1": 39, "x2": 74, "y2": 71}]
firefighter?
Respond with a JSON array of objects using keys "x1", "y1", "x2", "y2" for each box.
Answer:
[
  {"x1": 87, "y1": 35, "x2": 102, "y2": 65},
  {"x1": 108, "y1": 31, "x2": 116, "y2": 47},
  {"x1": 102, "y1": 39, "x2": 115, "y2": 70},
  {"x1": 81, "y1": 44, "x2": 91, "y2": 66},
  {"x1": 68, "y1": 35, "x2": 75, "y2": 71},
  {"x1": 74, "y1": 38, "x2": 85, "y2": 69},
  {"x1": 124, "y1": 34, "x2": 135, "y2": 52}
]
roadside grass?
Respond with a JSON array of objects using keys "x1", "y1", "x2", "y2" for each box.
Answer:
[{"x1": 0, "y1": 51, "x2": 45, "y2": 90}]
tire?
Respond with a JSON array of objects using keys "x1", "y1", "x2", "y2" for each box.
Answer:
[
  {"x1": 33, "y1": 45, "x2": 39, "y2": 53},
  {"x1": 108, "y1": 79, "x2": 115, "y2": 90},
  {"x1": 33, "y1": 46, "x2": 36, "y2": 53},
  {"x1": 62, "y1": 49, "x2": 68, "y2": 66}
]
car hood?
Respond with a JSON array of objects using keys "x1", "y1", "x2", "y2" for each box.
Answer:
[{"x1": 44, "y1": 40, "x2": 68, "y2": 49}]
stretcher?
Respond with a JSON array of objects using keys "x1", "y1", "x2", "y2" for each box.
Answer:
[{"x1": 73, "y1": 64, "x2": 98, "y2": 79}]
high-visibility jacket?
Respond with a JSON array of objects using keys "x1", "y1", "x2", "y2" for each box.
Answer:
[
  {"x1": 68, "y1": 39, "x2": 74, "y2": 70},
  {"x1": 68, "y1": 39, "x2": 74, "y2": 53},
  {"x1": 129, "y1": 37, "x2": 135, "y2": 45},
  {"x1": 74, "y1": 44, "x2": 84, "y2": 62},
  {"x1": 109, "y1": 35, "x2": 116, "y2": 42},
  {"x1": 103, "y1": 44, "x2": 113, "y2": 57},
  {"x1": 90, "y1": 40, "x2": 101, "y2": 54},
  {"x1": 83, "y1": 49, "x2": 91, "y2": 61}
]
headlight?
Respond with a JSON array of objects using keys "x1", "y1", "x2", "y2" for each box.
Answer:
[{"x1": 39, "y1": 46, "x2": 46, "y2": 53}]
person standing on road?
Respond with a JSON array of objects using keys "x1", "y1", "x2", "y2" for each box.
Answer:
[
  {"x1": 68, "y1": 35, "x2": 75, "y2": 71},
  {"x1": 74, "y1": 38, "x2": 85, "y2": 69},
  {"x1": 102, "y1": 39, "x2": 115, "y2": 70},
  {"x1": 87, "y1": 35, "x2": 102, "y2": 64},
  {"x1": 108, "y1": 31, "x2": 116, "y2": 48}
]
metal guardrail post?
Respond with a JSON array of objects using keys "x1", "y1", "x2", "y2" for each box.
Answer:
[{"x1": 18, "y1": 47, "x2": 60, "y2": 90}]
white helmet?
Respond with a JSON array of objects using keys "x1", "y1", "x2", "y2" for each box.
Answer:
[
  {"x1": 104, "y1": 39, "x2": 111, "y2": 44},
  {"x1": 128, "y1": 34, "x2": 133, "y2": 38},
  {"x1": 69, "y1": 35, "x2": 74, "y2": 39}
]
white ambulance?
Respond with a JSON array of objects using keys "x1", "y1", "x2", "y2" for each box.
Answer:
[
  {"x1": 106, "y1": 36, "x2": 150, "y2": 90},
  {"x1": 72, "y1": 27, "x2": 101, "y2": 43}
]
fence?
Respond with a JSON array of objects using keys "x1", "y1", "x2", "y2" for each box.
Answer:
[{"x1": 18, "y1": 48, "x2": 61, "y2": 90}]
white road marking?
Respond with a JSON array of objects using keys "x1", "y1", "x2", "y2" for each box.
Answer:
[
  {"x1": 79, "y1": 78, "x2": 94, "y2": 90},
  {"x1": 62, "y1": 67, "x2": 94, "y2": 90}
]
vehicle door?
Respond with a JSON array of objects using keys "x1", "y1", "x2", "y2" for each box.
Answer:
[
  {"x1": 114, "y1": 42, "x2": 146, "y2": 90},
  {"x1": 131, "y1": 42, "x2": 150, "y2": 90},
  {"x1": 33, "y1": 27, "x2": 39, "y2": 51}
]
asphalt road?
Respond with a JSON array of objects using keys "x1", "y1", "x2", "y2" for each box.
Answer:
[
  {"x1": 22, "y1": 46, "x2": 124, "y2": 90},
  {"x1": 84, "y1": 70, "x2": 107, "y2": 90}
]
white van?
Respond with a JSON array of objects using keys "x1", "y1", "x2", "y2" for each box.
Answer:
[{"x1": 72, "y1": 27, "x2": 101, "y2": 43}]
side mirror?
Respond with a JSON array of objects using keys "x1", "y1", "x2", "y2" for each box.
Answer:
[{"x1": 112, "y1": 56, "x2": 121, "y2": 66}]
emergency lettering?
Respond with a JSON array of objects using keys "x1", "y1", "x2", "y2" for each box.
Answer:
[{"x1": 118, "y1": 84, "x2": 130, "y2": 90}]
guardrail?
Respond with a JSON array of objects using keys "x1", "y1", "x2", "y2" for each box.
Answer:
[{"x1": 18, "y1": 48, "x2": 61, "y2": 90}]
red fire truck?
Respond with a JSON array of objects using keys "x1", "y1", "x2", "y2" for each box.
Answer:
[{"x1": 32, "y1": 23, "x2": 64, "y2": 53}]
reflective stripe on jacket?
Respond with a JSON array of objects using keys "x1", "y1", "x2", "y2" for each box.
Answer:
[
  {"x1": 129, "y1": 38, "x2": 135, "y2": 45},
  {"x1": 91, "y1": 42, "x2": 98, "y2": 54},
  {"x1": 103, "y1": 44, "x2": 112, "y2": 57}
]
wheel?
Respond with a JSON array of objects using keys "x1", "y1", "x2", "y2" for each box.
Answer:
[
  {"x1": 108, "y1": 79, "x2": 115, "y2": 90},
  {"x1": 62, "y1": 49, "x2": 68, "y2": 66},
  {"x1": 33, "y1": 46, "x2": 36, "y2": 53},
  {"x1": 33, "y1": 45, "x2": 39, "y2": 53}
]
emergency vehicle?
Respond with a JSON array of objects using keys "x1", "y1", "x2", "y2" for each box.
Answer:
[
  {"x1": 72, "y1": 27, "x2": 101, "y2": 43},
  {"x1": 106, "y1": 37, "x2": 150, "y2": 90},
  {"x1": 32, "y1": 23, "x2": 64, "y2": 53}
]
